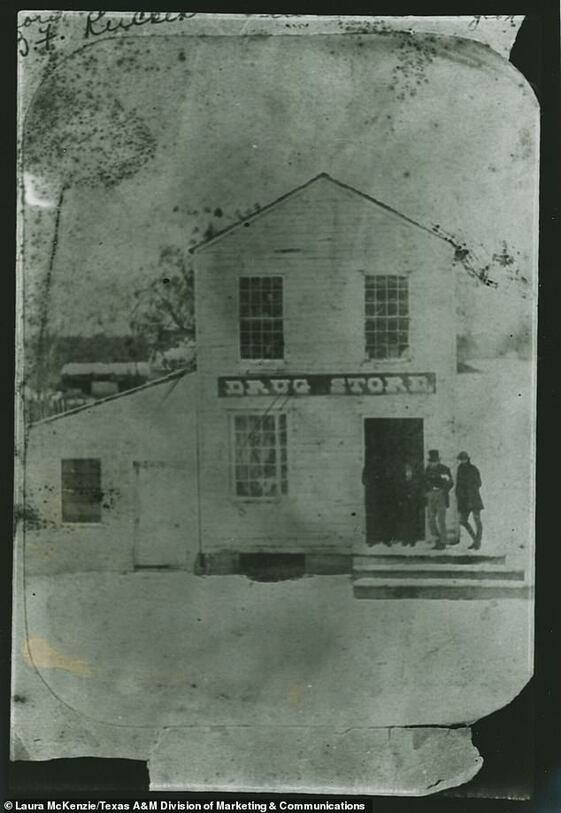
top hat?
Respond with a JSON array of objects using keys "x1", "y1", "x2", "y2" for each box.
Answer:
[
  {"x1": 457, "y1": 451, "x2": 470, "y2": 461},
  {"x1": 427, "y1": 449, "x2": 440, "y2": 462}
]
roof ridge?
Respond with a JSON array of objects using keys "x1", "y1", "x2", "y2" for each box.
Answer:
[
  {"x1": 190, "y1": 173, "x2": 451, "y2": 254},
  {"x1": 190, "y1": 173, "x2": 332, "y2": 254}
]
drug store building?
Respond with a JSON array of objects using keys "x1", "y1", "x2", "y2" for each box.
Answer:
[
  {"x1": 24, "y1": 174, "x2": 460, "y2": 577},
  {"x1": 193, "y1": 173, "x2": 458, "y2": 574}
]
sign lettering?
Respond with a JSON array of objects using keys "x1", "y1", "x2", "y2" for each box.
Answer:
[{"x1": 217, "y1": 373, "x2": 436, "y2": 397}]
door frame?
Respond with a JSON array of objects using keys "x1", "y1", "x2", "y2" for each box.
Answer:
[
  {"x1": 362, "y1": 417, "x2": 425, "y2": 544},
  {"x1": 132, "y1": 460, "x2": 193, "y2": 568}
]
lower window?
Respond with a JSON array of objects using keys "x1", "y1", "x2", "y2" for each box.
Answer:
[
  {"x1": 61, "y1": 458, "x2": 102, "y2": 523},
  {"x1": 232, "y1": 414, "x2": 288, "y2": 498}
]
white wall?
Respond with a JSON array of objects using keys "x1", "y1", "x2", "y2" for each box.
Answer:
[
  {"x1": 194, "y1": 178, "x2": 458, "y2": 552},
  {"x1": 195, "y1": 177, "x2": 457, "y2": 377},
  {"x1": 21, "y1": 374, "x2": 200, "y2": 574}
]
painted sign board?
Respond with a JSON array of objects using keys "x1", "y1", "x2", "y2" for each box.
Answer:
[{"x1": 218, "y1": 373, "x2": 436, "y2": 397}]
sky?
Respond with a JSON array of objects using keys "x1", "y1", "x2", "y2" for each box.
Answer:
[{"x1": 21, "y1": 23, "x2": 538, "y2": 349}]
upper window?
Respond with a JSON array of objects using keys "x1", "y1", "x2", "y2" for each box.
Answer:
[
  {"x1": 365, "y1": 275, "x2": 410, "y2": 360},
  {"x1": 239, "y1": 276, "x2": 284, "y2": 360},
  {"x1": 61, "y1": 458, "x2": 102, "y2": 523},
  {"x1": 232, "y1": 414, "x2": 287, "y2": 498}
]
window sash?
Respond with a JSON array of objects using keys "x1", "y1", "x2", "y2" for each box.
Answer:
[
  {"x1": 239, "y1": 276, "x2": 284, "y2": 360},
  {"x1": 61, "y1": 458, "x2": 102, "y2": 523},
  {"x1": 365, "y1": 275, "x2": 410, "y2": 359},
  {"x1": 232, "y1": 414, "x2": 287, "y2": 498}
]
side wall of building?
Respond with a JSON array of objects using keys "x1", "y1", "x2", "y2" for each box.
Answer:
[{"x1": 20, "y1": 375, "x2": 200, "y2": 575}]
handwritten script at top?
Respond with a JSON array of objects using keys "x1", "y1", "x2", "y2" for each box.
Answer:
[
  {"x1": 18, "y1": 12, "x2": 521, "y2": 60},
  {"x1": 18, "y1": 11, "x2": 199, "y2": 57},
  {"x1": 18, "y1": 12, "x2": 62, "y2": 57},
  {"x1": 84, "y1": 11, "x2": 198, "y2": 38},
  {"x1": 468, "y1": 15, "x2": 518, "y2": 29}
]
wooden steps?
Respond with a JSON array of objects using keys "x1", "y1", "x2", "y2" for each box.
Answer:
[
  {"x1": 352, "y1": 553, "x2": 529, "y2": 600},
  {"x1": 353, "y1": 552, "x2": 507, "y2": 567}
]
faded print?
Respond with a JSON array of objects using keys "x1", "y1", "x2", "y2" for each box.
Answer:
[{"x1": 15, "y1": 14, "x2": 536, "y2": 796}]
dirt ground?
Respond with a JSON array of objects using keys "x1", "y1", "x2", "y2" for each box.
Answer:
[
  {"x1": 14, "y1": 568, "x2": 531, "y2": 740},
  {"x1": 11, "y1": 360, "x2": 534, "y2": 795}
]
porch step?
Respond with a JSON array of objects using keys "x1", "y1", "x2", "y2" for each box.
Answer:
[
  {"x1": 353, "y1": 577, "x2": 530, "y2": 600},
  {"x1": 353, "y1": 553, "x2": 506, "y2": 567},
  {"x1": 352, "y1": 562, "x2": 524, "y2": 582}
]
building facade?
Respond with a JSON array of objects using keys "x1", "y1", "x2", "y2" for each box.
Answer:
[
  {"x1": 22, "y1": 173, "x2": 463, "y2": 577},
  {"x1": 194, "y1": 174, "x2": 458, "y2": 573}
]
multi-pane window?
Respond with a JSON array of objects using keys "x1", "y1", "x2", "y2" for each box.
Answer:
[
  {"x1": 233, "y1": 414, "x2": 288, "y2": 498},
  {"x1": 239, "y1": 276, "x2": 284, "y2": 360},
  {"x1": 61, "y1": 458, "x2": 102, "y2": 523},
  {"x1": 365, "y1": 275, "x2": 410, "y2": 359}
]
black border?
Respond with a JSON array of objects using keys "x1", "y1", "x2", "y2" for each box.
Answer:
[{"x1": 2, "y1": 1, "x2": 560, "y2": 807}]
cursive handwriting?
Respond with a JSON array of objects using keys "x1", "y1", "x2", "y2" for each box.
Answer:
[
  {"x1": 18, "y1": 12, "x2": 62, "y2": 57},
  {"x1": 18, "y1": 12, "x2": 61, "y2": 29},
  {"x1": 84, "y1": 11, "x2": 197, "y2": 38},
  {"x1": 468, "y1": 15, "x2": 517, "y2": 30}
]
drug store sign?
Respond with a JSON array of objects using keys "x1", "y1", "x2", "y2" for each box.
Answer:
[{"x1": 218, "y1": 373, "x2": 436, "y2": 397}]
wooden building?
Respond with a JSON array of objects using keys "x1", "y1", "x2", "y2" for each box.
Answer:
[
  {"x1": 194, "y1": 173, "x2": 457, "y2": 574},
  {"x1": 24, "y1": 174, "x2": 471, "y2": 578}
]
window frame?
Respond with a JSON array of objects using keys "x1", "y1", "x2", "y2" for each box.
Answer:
[
  {"x1": 364, "y1": 274, "x2": 411, "y2": 362},
  {"x1": 229, "y1": 412, "x2": 288, "y2": 502},
  {"x1": 60, "y1": 458, "x2": 103, "y2": 525},
  {"x1": 238, "y1": 275, "x2": 285, "y2": 362}
]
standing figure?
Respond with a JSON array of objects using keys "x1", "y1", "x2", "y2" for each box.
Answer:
[
  {"x1": 397, "y1": 462, "x2": 423, "y2": 546},
  {"x1": 362, "y1": 453, "x2": 398, "y2": 546},
  {"x1": 455, "y1": 451, "x2": 484, "y2": 550},
  {"x1": 423, "y1": 449, "x2": 453, "y2": 550}
]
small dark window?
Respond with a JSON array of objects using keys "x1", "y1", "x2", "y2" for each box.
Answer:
[
  {"x1": 365, "y1": 275, "x2": 410, "y2": 359},
  {"x1": 61, "y1": 459, "x2": 102, "y2": 523},
  {"x1": 239, "y1": 276, "x2": 284, "y2": 360}
]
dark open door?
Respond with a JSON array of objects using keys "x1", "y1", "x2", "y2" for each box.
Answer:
[{"x1": 363, "y1": 418, "x2": 424, "y2": 545}]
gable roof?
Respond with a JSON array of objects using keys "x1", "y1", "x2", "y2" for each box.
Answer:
[{"x1": 190, "y1": 172, "x2": 451, "y2": 255}]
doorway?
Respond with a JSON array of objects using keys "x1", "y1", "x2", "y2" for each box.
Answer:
[
  {"x1": 133, "y1": 461, "x2": 199, "y2": 568},
  {"x1": 363, "y1": 418, "x2": 424, "y2": 545}
]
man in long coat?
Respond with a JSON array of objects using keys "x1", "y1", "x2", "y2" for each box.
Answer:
[
  {"x1": 396, "y1": 462, "x2": 424, "y2": 546},
  {"x1": 423, "y1": 449, "x2": 453, "y2": 549},
  {"x1": 455, "y1": 451, "x2": 484, "y2": 549}
]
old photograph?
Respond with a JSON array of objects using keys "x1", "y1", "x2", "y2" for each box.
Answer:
[{"x1": 14, "y1": 12, "x2": 537, "y2": 796}]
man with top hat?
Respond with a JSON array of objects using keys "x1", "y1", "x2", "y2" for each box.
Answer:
[
  {"x1": 423, "y1": 449, "x2": 453, "y2": 549},
  {"x1": 455, "y1": 451, "x2": 484, "y2": 549}
]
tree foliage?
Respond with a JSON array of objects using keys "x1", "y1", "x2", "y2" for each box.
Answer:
[
  {"x1": 130, "y1": 204, "x2": 261, "y2": 354},
  {"x1": 24, "y1": 59, "x2": 156, "y2": 190},
  {"x1": 23, "y1": 55, "x2": 157, "y2": 395},
  {"x1": 130, "y1": 247, "x2": 195, "y2": 352}
]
